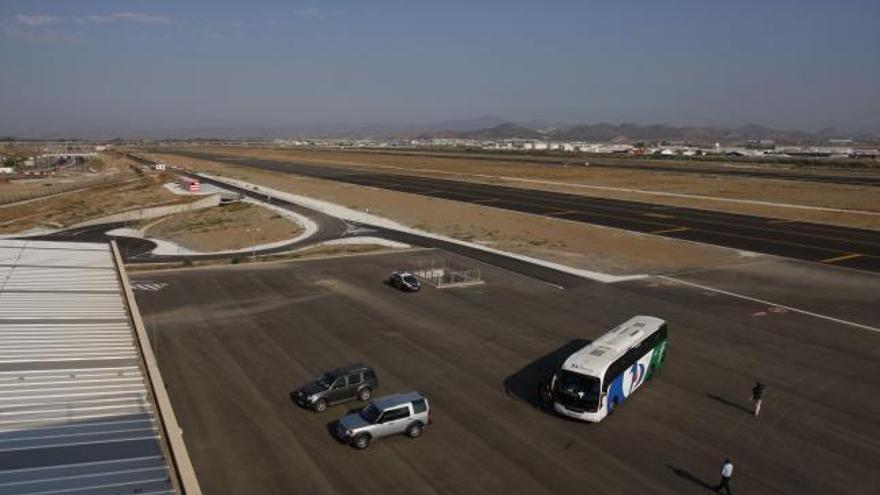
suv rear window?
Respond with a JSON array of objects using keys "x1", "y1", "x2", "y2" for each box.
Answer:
[
  {"x1": 349, "y1": 373, "x2": 362, "y2": 385},
  {"x1": 411, "y1": 399, "x2": 427, "y2": 413},
  {"x1": 364, "y1": 370, "x2": 376, "y2": 380}
]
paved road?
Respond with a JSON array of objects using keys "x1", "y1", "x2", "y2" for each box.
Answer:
[
  {"x1": 132, "y1": 250, "x2": 880, "y2": 495},
  {"x1": 21, "y1": 175, "x2": 351, "y2": 264},
  {"x1": 168, "y1": 150, "x2": 880, "y2": 273},
  {"x1": 322, "y1": 149, "x2": 880, "y2": 187},
  {"x1": 581, "y1": 159, "x2": 880, "y2": 186}
]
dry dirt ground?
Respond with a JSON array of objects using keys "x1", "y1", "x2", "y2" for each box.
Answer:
[
  {"x1": 0, "y1": 152, "x2": 124, "y2": 198},
  {"x1": 190, "y1": 147, "x2": 880, "y2": 229},
  {"x1": 0, "y1": 168, "x2": 193, "y2": 234},
  {"x1": 144, "y1": 202, "x2": 303, "y2": 252},
  {"x1": 148, "y1": 153, "x2": 760, "y2": 275}
]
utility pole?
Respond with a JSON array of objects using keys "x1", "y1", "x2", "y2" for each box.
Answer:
[{"x1": 246, "y1": 227, "x2": 261, "y2": 261}]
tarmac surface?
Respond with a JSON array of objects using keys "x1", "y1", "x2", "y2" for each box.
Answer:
[
  {"x1": 167, "y1": 151, "x2": 880, "y2": 273},
  {"x1": 132, "y1": 250, "x2": 880, "y2": 495},
  {"x1": 580, "y1": 159, "x2": 880, "y2": 187},
  {"x1": 274, "y1": 149, "x2": 880, "y2": 187}
]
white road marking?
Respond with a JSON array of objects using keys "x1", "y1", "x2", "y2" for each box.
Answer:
[
  {"x1": 658, "y1": 275, "x2": 880, "y2": 334},
  {"x1": 131, "y1": 282, "x2": 168, "y2": 292}
]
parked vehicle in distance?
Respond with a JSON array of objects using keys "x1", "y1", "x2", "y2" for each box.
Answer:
[
  {"x1": 390, "y1": 271, "x2": 421, "y2": 291},
  {"x1": 293, "y1": 364, "x2": 378, "y2": 413},
  {"x1": 551, "y1": 315, "x2": 668, "y2": 422},
  {"x1": 336, "y1": 392, "x2": 431, "y2": 449}
]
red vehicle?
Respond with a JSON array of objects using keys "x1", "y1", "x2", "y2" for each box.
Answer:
[{"x1": 179, "y1": 176, "x2": 201, "y2": 192}]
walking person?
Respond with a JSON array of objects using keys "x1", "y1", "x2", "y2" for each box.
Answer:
[
  {"x1": 714, "y1": 457, "x2": 734, "y2": 494},
  {"x1": 751, "y1": 381, "x2": 766, "y2": 417},
  {"x1": 537, "y1": 377, "x2": 552, "y2": 410}
]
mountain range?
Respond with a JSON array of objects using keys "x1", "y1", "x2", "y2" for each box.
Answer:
[
  {"x1": 3, "y1": 116, "x2": 877, "y2": 143},
  {"x1": 434, "y1": 120, "x2": 878, "y2": 144}
]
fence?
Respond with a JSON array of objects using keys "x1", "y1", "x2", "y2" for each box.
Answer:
[{"x1": 408, "y1": 255, "x2": 483, "y2": 288}]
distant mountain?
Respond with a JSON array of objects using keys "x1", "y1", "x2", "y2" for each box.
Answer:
[
  {"x1": 5, "y1": 117, "x2": 876, "y2": 143},
  {"x1": 428, "y1": 121, "x2": 843, "y2": 144},
  {"x1": 455, "y1": 123, "x2": 545, "y2": 140},
  {"x1": 422, "y1": 115, "x2": 506, "y2": 132}
]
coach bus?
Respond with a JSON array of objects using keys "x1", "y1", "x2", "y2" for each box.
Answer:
[
  {"x1": 179, "y1": 176, "x2": 201, "y2": 192},
  {"x1": 551, "y1": 315, "x2": 668, "y2": 422}
]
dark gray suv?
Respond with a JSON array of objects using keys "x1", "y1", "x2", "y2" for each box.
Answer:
[{"x1": 293, "y1": 364, "x2": 378, "y2": 413}]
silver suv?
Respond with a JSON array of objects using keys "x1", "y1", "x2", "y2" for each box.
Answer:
[
  {"x1": 293, "y1": 364, "x2": 378, "y2": 413},
  {"x1": 336, "y1": 392, "x2": 431, "y2": 449}
]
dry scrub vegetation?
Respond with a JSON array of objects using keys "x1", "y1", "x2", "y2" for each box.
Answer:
[
  {"x1": 145, "y1": 202, "x2": 302, "y2": 252},
  {"x1": 195, "y1": 147, "x2": 880, "y2": 229},
  {"x1": 149, "y1": 152, "x2": 760, "y2": 275}
]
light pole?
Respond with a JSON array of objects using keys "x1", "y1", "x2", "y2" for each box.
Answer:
[{"x1": 246, "y1": 227, "x2": 261, "y2": 262}]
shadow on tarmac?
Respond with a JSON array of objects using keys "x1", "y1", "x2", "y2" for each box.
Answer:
[
  {"x1": 706, "y1": 393, "x2": 753, "y2": 415},
  {"x1": 503, "y1": 339, "x2": 590, "y2": 413},
  {"x1": 667, "y1": 464, "x2": 715, "y2": 490}
]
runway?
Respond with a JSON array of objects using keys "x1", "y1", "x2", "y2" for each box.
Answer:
[
  {"x1": 168, "y1": 151, "x2": 880, "y2": 273},
  {"x1": 337, "y1": 149, "x2": 880, "y2": 187},
  {"x1": 581, "y1": 159, "x2": 880, "y2": 187}
]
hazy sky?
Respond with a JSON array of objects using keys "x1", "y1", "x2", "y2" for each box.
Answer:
[{"x1": 2, "y1": 0, "x2": 879, "y2": 135}]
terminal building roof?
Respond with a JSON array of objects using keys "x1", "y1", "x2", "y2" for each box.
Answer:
[{"x1": 0, "y1": 239, "x2": 177, "y2": 495}]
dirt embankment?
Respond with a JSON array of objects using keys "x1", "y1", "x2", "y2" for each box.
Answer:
[
  {"x1": 144, "y1": 202, "x2": 303, "y2": 252},
  {"x1": 0, "y1": 168, "x2": 194, "y2": 234}
]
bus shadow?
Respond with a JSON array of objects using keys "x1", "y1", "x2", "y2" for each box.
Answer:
[{"x1": 503, "y1": 339, "x2": 590, "y2": 413}]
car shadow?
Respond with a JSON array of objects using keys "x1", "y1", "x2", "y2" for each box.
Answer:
[
  {"x1": 666, "y1": 464, "x2": 715, "y2": 490},
  {"x1": 326, "y1": 406, "x2": 367, "y2": 446},
  {"x1": 382, "y1": 279, "x2": 419, "y2": 292},
  {"x1": 503, "y1": 339, "x2": 590, "y2": 415},
  {"x1": 325, "y1": 420, "x2": 347, "y2": 445},
  {"x1": 706, "y1": 393, "x2": 753, "y2": 414}
]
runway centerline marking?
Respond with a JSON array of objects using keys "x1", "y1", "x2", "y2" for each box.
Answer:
[
  {"x1": 649, "y1": 226, "x2": 689, "y2": 235},
  {"x1": 658, "y1": 275, "x2": 880, "y2": 334},
  {"x1": 822, "y1": 253, "x2": 863, "y2": 264}
]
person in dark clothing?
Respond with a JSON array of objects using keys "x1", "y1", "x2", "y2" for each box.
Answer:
[
  {"x1": 751, "y1": 382, "x2": 766, "y2": 417},
  {"x1": 715, "y1": 458, "x2": 734, "y2": 494},
  {"x1": 537, "y1": 378, "x2": 552, "y2": 409}
]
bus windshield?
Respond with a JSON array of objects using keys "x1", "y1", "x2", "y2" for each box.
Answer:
[{"x1": 553, "y1": 370, "x2": 601, "y2": 411}]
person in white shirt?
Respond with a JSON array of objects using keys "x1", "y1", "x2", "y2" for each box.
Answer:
[{"x1": 715, "y1": 458, "x2": 734, "y2": 494}]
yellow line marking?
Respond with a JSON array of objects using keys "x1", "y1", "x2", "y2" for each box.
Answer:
[
  {"x1": 767, "y1": 219, "x2": 795, "y2": 224},
  {"x1": 644, "y1": 212, "x2": 675, "y2": 219},
  {"x1": 650, "y1": 227, "x2": 690, "y2": 235},
  {"x1": 546, "y1": 210, "x2": 580, "y2": 217},
  {"x1": 822, "y1": 253, "x2": 863, "y2": 264},
  {"x1": 473, "y1": 198, "x2": 500, "y2": 204}
]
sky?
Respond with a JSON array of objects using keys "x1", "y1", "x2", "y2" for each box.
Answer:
[{"x1": 1, "y1": 0, "x2": 879, "y2": 136}]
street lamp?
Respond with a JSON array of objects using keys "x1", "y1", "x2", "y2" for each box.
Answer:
[{"x1": 246, "y1": 227, "x2": 261, "y2": 261}]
